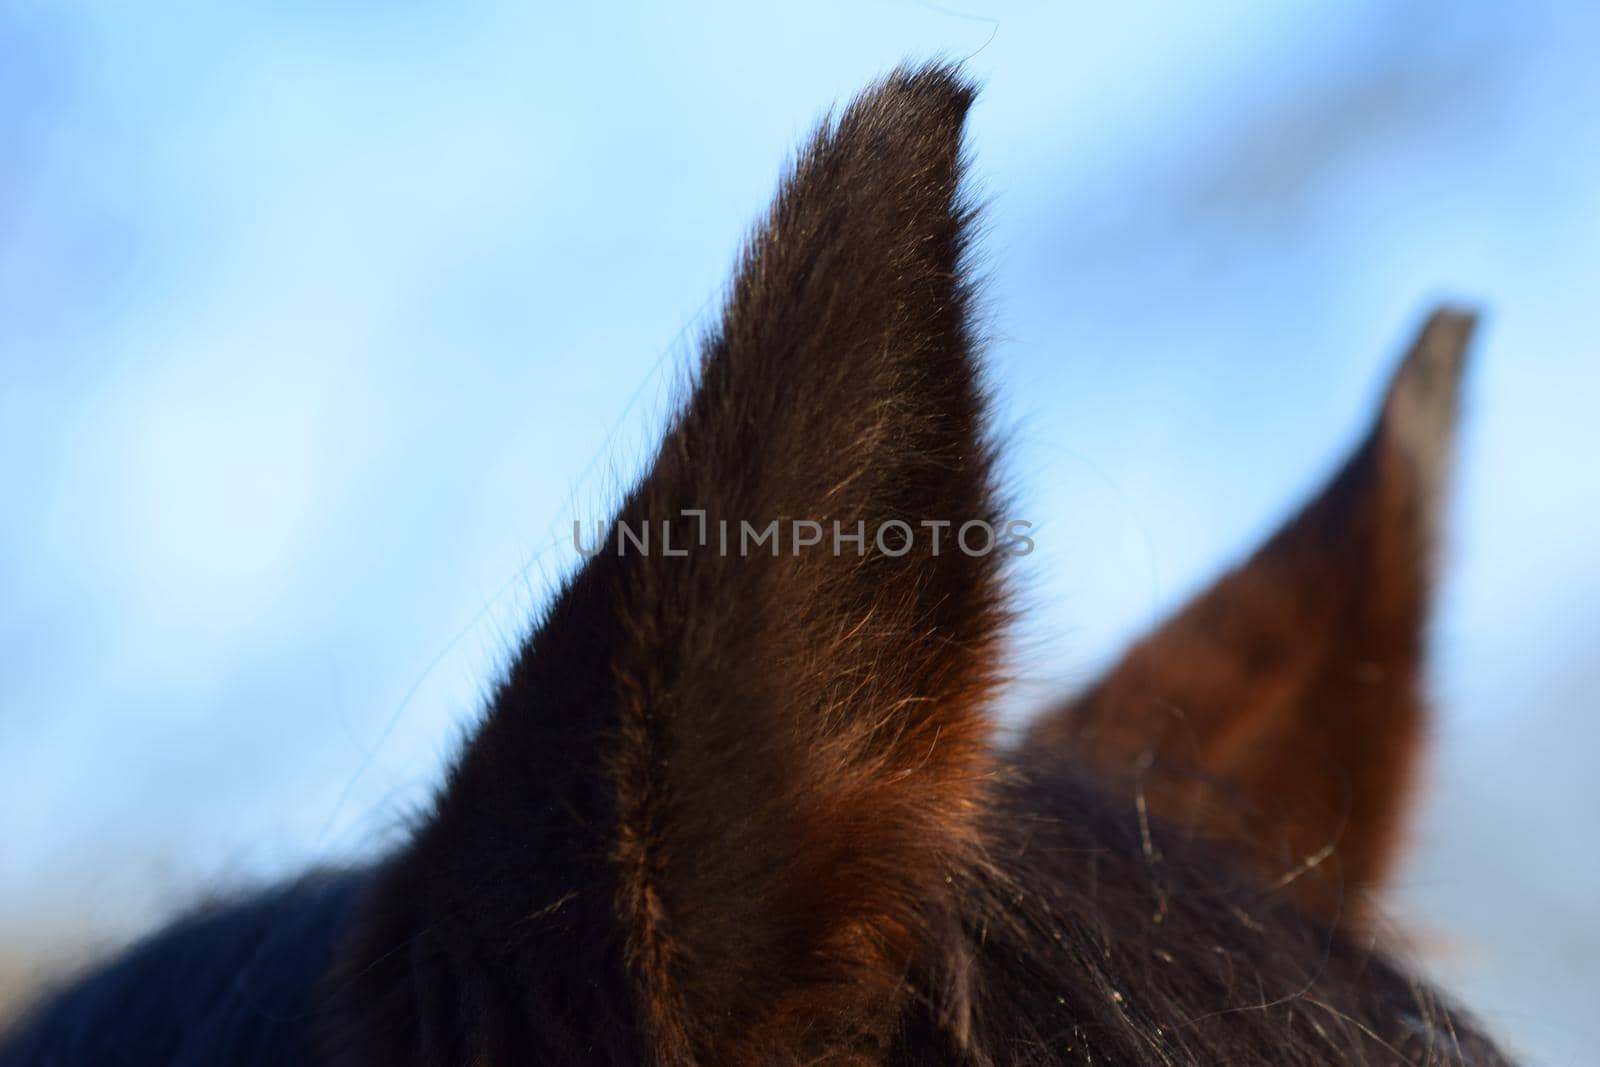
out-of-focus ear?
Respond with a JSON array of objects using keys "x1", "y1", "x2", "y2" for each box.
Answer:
[
  {"x1": 1026, "y1": 309, "x2": 1476, "y2": 928},
  {"x1": 326, "y1": 64, "x2": 1005, "y2": 1066}
]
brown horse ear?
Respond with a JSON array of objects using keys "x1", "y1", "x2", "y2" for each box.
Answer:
[
  {"x1": 590, "y1": 65, "x2": 1005, "y2": 1061},
  {"x1": 339, "y1": 64, "x2": 1004, "y2": 1065},
  {"x1": 1026, "y1": 309, "x2": 1477, "y2": 928}
]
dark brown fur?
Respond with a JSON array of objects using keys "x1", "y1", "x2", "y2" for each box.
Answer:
[
  {"x1": 1027, "y1": 310, "x2": 1474, "y2": 927},
  {"x1": 0, "y1": 64, "x2": 1513, "y2": 1066}
]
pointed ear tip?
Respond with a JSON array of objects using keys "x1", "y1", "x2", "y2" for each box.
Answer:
[
  {"x1": 1380, "y1": 304, "x2": 1480, "y2": 481},
  {"x1": 1393, "y1": 304, "x2": 1480, "y2": 398},
  {"x1": 1426, "y1": 302, "x2": 1481, "y2": 325},
  {"x1": 889, "y1": 58, "x2": 978, "y2": 95},
  {"x1": 1415, "y1": 304, "x2": 1481, "y2": 367},
  {"x1": 867, "y1": 61, "x2": 979, "y2": 128}
]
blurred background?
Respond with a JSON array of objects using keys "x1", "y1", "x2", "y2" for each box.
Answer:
[{"x1": 2, "y1": 2, "x2": 1596, "y2": 1061}]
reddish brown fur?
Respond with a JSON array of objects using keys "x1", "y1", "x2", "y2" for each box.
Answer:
[
  {"x1": 600, "y1": 67, "x2": 1005, "y2": 1063},
  {"x1": 0, "y1": 64, "x2": 1514, "y2": 1067},
  {"x1": 316, "y1": 65, "x2": 1007, "y2": 1067},
  {"x1": 1026, "y1": 311, "x2": 1476, "y2": 926}
]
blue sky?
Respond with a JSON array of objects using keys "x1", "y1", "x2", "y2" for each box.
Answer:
[{"x1": 3, "y1": 3, "x2": 1597, "y2": 1060}]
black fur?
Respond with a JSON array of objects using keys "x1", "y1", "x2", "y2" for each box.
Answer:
[{"x1": 0, "y1": 875, "x2": 362, "y2": 1065}]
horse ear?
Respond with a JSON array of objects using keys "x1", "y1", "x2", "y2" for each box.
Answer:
[
  {"x1": 330, "y1": 64, "x2": 1005, "y2": 1065},
  {"x1": 1027, "y1": 309, "x2": 1476, "y2": 928}
]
